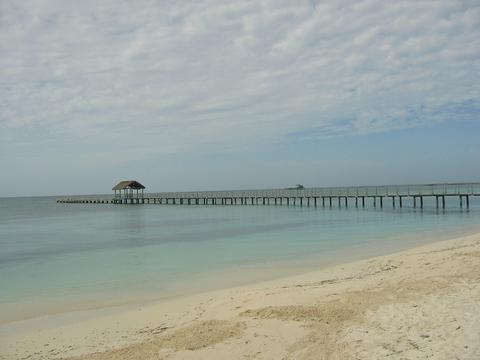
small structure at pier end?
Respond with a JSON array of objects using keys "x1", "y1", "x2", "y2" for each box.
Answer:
[{"x1": 112, "y1": 180, "x2": 145, "y2": 200}]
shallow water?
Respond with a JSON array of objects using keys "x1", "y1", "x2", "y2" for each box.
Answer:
[{"x1": 1, "y1": 195, "x2": 480, "y2": 322}]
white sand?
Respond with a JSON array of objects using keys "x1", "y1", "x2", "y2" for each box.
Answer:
[{"x1": 1, "y1": 232, "x2": 479, "y2": 359}]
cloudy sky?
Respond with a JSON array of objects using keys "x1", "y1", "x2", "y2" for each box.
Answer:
[{"x1": 1, "y1": 0, "x2": 479, "y2": 196}]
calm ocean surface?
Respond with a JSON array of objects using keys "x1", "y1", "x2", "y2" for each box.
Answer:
[{"x1": 1, "y1": 195, "x2": 480, "y2": 322}]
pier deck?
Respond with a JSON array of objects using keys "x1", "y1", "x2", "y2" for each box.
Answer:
[{"x1": 57, "y1": 182, "x2": 480, "y2": 209}]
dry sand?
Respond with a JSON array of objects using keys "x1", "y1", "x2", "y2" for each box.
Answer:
[{"x1": 1, "y1": 232, "x2": 480, "y2": 360}]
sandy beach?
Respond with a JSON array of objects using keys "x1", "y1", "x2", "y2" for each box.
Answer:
[{"x1": 1, "y1": 232, "x2": 479, "y2": 360}]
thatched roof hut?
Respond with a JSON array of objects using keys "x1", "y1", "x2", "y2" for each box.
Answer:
[
  {"x1": 112, "y1": 180, "x2": 145, "y2": 190},
  {"x1": 112, "y1": 180, "x2": 145, "y2": 198}
]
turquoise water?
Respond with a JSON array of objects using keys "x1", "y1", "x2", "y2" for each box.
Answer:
[{"x1": 1, "y1": 196, "x2": 480, "y2": 322}]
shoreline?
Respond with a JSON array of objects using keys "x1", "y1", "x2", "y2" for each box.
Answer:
[
  {"x1": 1, "y1": 231, "x2": 480, "y2": 359},
  {"x1": 3, "y1": 223, "x2": 480, "y2": 327}
]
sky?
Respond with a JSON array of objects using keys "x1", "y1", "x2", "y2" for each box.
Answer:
[{"x1": 0, "y1": 0, "x2": 479, "y2": 196}]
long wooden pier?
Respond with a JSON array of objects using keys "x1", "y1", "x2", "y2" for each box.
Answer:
[{"x1": 57, "y1": 182, "x2": 480, "y2": 209}]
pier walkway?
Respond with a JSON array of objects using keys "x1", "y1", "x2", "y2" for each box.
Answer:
[{"x1": 57, "y1": 182, "x2": 480, "y2": 209}]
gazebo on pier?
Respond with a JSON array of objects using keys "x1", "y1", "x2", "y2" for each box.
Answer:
[{"x1": 112, "y1": 180, "x2": 146, "y2": 199}]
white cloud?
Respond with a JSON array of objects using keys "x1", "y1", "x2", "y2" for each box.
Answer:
[{"x1": 0, "y1": 0, "x2": 479, "y2": 163}]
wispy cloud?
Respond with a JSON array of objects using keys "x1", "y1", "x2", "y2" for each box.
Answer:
[{"x1": 1, "y1": 0, "x2": 479, "y2": 163}]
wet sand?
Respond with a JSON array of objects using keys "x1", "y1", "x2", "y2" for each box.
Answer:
[{"x1": 1, "y1": 232, "x2": 479, "y2": 359}]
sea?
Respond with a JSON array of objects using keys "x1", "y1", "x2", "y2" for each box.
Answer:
[{"x1": 1, "y1": 195, "x2": 480, "y2": 323}]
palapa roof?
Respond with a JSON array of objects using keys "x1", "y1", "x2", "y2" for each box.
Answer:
[{"x1": 112, "y1": 180, "x2": 146, "y2": 190}]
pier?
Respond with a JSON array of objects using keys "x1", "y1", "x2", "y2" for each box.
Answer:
[{"x1": 57, "y1": 182, "x2": 480, "y2": 209}]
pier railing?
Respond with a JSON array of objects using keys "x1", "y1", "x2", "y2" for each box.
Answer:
[{"x1": 146, "y1": 182, "x2": 480, "y2": 199}]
